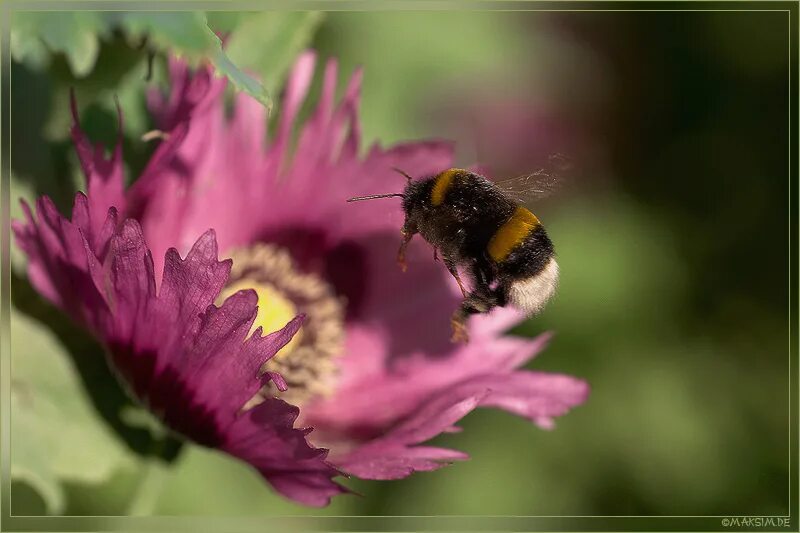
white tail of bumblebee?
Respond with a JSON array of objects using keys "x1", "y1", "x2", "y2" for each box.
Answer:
[{"x1": 508, "y1": 258, "x2": 559, "y2": 316}]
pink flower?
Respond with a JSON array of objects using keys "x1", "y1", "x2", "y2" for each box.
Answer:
[{"x1": 13, "y1": 51, "x2": 589, "y2": 507}]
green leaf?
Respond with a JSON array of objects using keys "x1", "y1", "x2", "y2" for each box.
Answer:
[
  {"x1": 225, "y1": 11, "x2": 324, "y2": 94},
  {"x1": 205, "y1": 12, "x2": 245, "y2": 34},
  {"x1": 10, "y1": 311, "x2": 136, "y2": 514},
  {"x1": 9, "y1": 27, "x2": 50, "y2": 71},
  {"x1": 209, "y1": 40, "x2": 272, "y2": 111},
  {"x1": 117, "y1": 13, "x2": 273, "y2": 112},
  {"x1": 11, "y1": 12, "x2": 105, "y2": 77},
  {"x1": 11, "y1": 11, "x2": 273, "y2": 112},
  {"x1": 112, "y1": 12, "x2": 215, "y2": 59}
]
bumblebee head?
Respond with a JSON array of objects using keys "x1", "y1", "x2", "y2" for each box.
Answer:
[{"x1": 399, "y1": 176, "x2": 431, "y2": 216}]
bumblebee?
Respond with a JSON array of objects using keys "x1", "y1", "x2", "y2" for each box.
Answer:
[{"x1": 347, "y1": 168, "x2": 559, "y2": 343}]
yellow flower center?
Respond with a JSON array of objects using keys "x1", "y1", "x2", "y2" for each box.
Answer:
[
  {"x1": 217, "y1": 243, "x2": 345, "y2": 406},
  {"x1": 216, "y1": 280, "x2": 303, "y2": 357}
]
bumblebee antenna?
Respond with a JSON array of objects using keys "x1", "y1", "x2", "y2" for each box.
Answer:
[
  {"x1": 392, "y1": 167, "x2": 414, "y2": 183},
  {"x1": 346, "y1": 193, "x2": 404, "y2": 202}
]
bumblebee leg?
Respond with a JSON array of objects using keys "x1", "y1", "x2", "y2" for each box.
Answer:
[
  {"x1": 450, "y1": 289, "x2": 501, "y2": 343},
  {"x1": 433, "y1": 248, "x2": 439, "y2": 262},
  {"x1": 397, "y1": 225, "x2": 417, "y2": 272},
  {"x1": 496, "y1": 282, "x2": 510, "y2": 307},
  {"x1": 450, "y1": 315, "x2": 470, "y2": 344},
  {"x1": 472, "y1": 255, "x2": 497, "y2": 286},
  {"x1": 443, "y1": 257, "x2": 468, "y2": 298}
]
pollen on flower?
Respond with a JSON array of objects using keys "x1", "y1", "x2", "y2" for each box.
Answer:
[
  {"x1": 217, "y1": 280, "x2": 304, "y2": 356},
  {"x1": 223, "y1": 244, "x2": 346, "y2": 405}
]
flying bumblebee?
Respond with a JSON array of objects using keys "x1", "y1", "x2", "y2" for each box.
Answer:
[{"x1": 347, "y1": 166, "x2": 561, "y2": 343}]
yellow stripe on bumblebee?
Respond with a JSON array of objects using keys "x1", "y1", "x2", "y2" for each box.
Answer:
[
  {"x1": 487, "y1": 206, "x2": 541, "y2": 262},
  {"x1": 431, "y1": 168, "x2": 465, "y2": 206}
]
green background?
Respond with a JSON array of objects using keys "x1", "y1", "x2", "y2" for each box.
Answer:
[{"x1": 7, "y1": 9, "x2": 791, "y2": 517}]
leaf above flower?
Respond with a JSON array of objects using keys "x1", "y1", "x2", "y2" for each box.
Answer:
[
  {"x1": 11, "y1": 11, "x2": 273, "y2": 112},
  {"x1": 224, "y1": 11, "x2": 324, "y2": 95}
]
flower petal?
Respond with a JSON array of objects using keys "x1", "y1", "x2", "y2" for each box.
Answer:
[
  {"x1": 131, "y1": 57, "x2": 228, "y2": 275},
  {"x1": 194, "y1": 314, "x2": 305, "y2": 425},
  {"x1": 69, "y1": 91, "x2": 126, "y2": 243},
  {"x1": 336, "y1": 368, "x2": 587, "y2": 479},
  {"x1": 335, "y1": 394, "x2": 484, "y2": 479},
  {"x1": 271, "y1": 50, "x2": 316, "y2": 165},
  {"x1": 12, "y1": 196, "x2": 110, "y2": 327},
  {"x1": 223, "y1": 398, "x2": 349, "y2": 507},
  {"x1": 12, "y1": 195, "x2": 337, "y2": 497},
  {"x1": 306, "y1": 323, "x2": 553, "y2": 435},
  {"x1": 440, "y1": 370, "x2": 589, "y2": 430}
]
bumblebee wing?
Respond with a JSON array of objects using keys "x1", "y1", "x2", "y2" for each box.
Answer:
[
  {"x1": 492, "y1": 154, "x2": 570, "y2": 204},
  {"x1": 494, "y1": 170, "x2": 559, "y2": 202}
]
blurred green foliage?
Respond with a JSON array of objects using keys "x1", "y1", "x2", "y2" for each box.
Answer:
[
  {"x1": 11, "y1": 11, "x2": 272, "y2": 109},
  {"x1": 10, "y1": 313, "x2": 135, "y2": 514},
  {"x1": 7, "y1": 10, "x2": 791, "y2": 518}
]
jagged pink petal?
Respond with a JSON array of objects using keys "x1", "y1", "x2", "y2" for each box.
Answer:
[
  {"x1": 12, "y1": 196, "x2": 341, "y2": 503},
  {"x1": 305, "y1": 307, "x2": 553, "y2": 435},
  {"x1": 69, "y1": 92, "x2": 126, "y2": 243},
  {"x1": 336, "y1": 368, "x2": 587, "y2": 479},
  {"x1": 223, "y1": 398, "x2": 349, "y2": 507},
  {"x1": 336, "y1": 394, "x2": 484, "y2": 479},
  {"x1": 430, "y1": 371, "x2": 590, "y2": 430},
  {"x1": 270, "y1": 50, "x2": 316, "y2": 167}
]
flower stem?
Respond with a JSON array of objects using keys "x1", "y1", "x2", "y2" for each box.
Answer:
[
  {"x1": 126, "y1": 434, "x2": 183, "y2": 516},
  {"x1": 127, "y1": 454, "x2": 169, "y2": 516}
]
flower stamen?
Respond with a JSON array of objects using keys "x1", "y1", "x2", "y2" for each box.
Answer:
[{"x1": 219, "y1": 243, "x2": 345, "y2": 405}]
